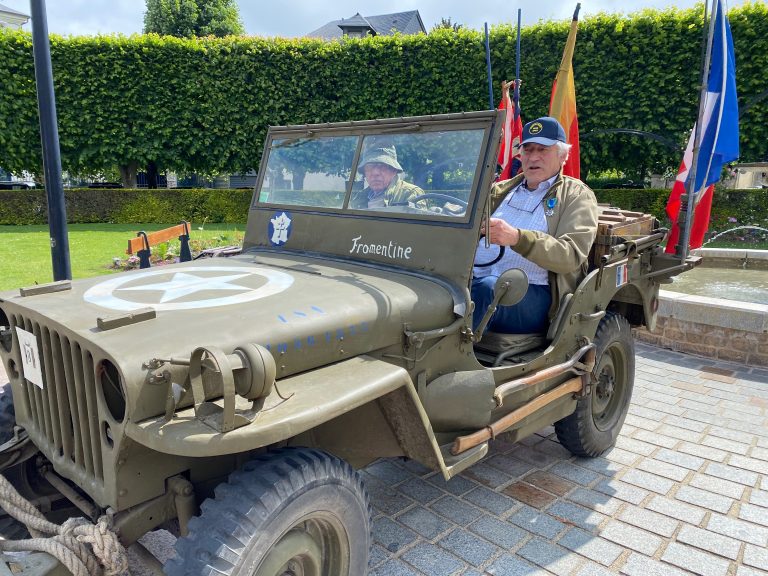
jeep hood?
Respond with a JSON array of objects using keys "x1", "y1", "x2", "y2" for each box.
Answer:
[{"x1": 0, "y1": 253, "x2": 458, "y2": 421}]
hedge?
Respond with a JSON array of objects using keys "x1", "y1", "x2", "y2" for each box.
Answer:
[
  {"x1": 2, "y1": 187, "x2": 765, "y2": 235},
  {"x1": 0, "y1": 188, "x2": 251, "y2": 225},
  {"x1": 1, "y1": 3, "x2": 766, "y2": 182}
]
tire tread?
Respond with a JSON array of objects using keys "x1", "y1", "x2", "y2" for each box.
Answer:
[
  {"x1": 555, "y1": 312, "x2": 635, "y2": 457},
  {"x1": 164, "y1": 447, "x2": 371, "y2": 576}
]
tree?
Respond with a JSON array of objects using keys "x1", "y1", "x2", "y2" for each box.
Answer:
[
  {"x1": 431, "y1": 17, "x2": 462, "y2": 32},
  {"x1": 143, "y1": 0, "x2": 245, "y2": 37}
]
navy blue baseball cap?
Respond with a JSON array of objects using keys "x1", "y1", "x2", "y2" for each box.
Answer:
[{"x1": 522, "y1": 116, "x2": 567, "y2": 146}]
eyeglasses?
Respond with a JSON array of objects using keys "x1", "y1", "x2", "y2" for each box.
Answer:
[{"x1": 505, "y1": 186, "x2": 549, "y2": 213}]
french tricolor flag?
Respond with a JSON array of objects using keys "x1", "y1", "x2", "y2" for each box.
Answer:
[{"x1": 665, "y1": 0, "x2": 739, "y2": 253}]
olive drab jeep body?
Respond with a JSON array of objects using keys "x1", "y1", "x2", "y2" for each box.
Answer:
[{"x1": 0, "y1": 111, "x2": 696, "y2": 575}]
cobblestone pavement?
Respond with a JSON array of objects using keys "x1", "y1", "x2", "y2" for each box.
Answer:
[{"x1": 363, "y1": 344, "x2": 768, "y2": 576}]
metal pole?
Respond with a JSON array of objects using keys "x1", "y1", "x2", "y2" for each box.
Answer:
[
  {"x1": 514, "y1": 9, "x2": 521, "y2": 117},
  {"x1": 484, "y1": 23, "x2": 494, "y2": 110},
  {"x1": 677, "y1": 0, "x2": 717, "y2": 262},
  {"x1": 30, "y1": 0, "x2": 71, "y2": 281}
]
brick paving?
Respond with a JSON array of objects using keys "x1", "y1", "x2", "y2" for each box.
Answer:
[{"x1": 365, "y1": 343, "x2": 768, "y2": 575}]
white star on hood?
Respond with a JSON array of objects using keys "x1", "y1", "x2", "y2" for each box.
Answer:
[{"x1": 117, "y1": 272, "x2": 252, "y2": 303}]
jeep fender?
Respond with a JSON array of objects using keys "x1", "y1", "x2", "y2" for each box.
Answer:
[{"x1": 125, "y1": 355, "x2": 446, "y2": 472}]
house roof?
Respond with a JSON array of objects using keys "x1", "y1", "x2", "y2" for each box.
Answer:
[
  {"x1": 0, "y1": 3, "x2": 29, "y2": 18},
  {"x1": 307, "y1": 10, "x2": 426, "y2": 39}
]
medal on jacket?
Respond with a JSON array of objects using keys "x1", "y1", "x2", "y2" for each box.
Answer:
[{"x1": 545, "y1": 197, "x2": 557, "y2": 217}]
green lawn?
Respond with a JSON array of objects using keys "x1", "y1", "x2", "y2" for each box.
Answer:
[
  {"x1": 1, "y1": 224, "x2": 765, "y2": 292},
  {"x1": 0, "y1": 224, "x2": 244, "y2": 291}
]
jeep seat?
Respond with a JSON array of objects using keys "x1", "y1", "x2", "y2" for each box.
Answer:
[
  {"x1": 475, "y1": 332, "x2": 547, "y2": 355},
  {"x1": 473, "y1": 293, "x2": 574, "y2": 364}
]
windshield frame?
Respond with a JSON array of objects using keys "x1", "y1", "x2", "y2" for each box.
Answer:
[{"x1": 252, "y1": 112, "x2": 498, "y2": 226}]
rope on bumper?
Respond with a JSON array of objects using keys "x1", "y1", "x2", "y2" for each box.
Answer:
[{"x1": 0, "y1": 474, "x2": 128, "y2": 576}]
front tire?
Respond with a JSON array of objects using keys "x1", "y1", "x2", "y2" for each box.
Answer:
[
  {"x1": 164, "y1": 447, "x2": 371, "y2": 576},
  {"x1": 555, "y1": 312, "x2": 635, "y2": 457}
]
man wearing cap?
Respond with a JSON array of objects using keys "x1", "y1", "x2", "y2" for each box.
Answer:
[
  {"x1": 351, "y1": 145, "x2": 423, "y2": 209},
  {"x1": 472, "y1": 116, "x2": 598, "y2": 334}
]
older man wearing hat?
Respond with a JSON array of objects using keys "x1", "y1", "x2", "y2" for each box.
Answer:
[
  {"x1": 351, "y1": 145, "x2": 423, "y2": 209},
  {"x1": 472, "y1": 116, "x2": 598, "y2": 334}
]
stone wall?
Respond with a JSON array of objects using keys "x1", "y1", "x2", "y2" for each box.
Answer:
[
  {"x1": 633, "y1": 289, "x2": 768, "y2": 367},
  {"x1": 634, "y1": 318, "x2": 768, "y2": 367}
]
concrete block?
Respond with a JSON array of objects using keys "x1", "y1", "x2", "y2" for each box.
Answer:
[
  {"x1": 397, "y1": 506, "x2": 453, "y2": 539},
  {"x1": 549, "y1": 462, "x2": 602, "y2": 486},
  {"x1": 678, "y1": 442, "x2": 728, "y2": 462},
  {"x1": 508, "y1": 504, "x2": 567, "y2": 539},
  {"x1": 744, "y1": 544, "x2": 768, "y2": 572},
  {"x1": 401, "y1": 543, "x2": 465, "y2": 576},
  {"x1": 485, "y1": 554, "x2": 541, "y2": 575},
  {"x1": 693, "y1": 472, "x2": 748, "y2": 499},
  {"x1": 637, "y1": 458, "x2": 690, "y2": 481},
  {"x1": 430, "y1": 495, "x2": 484, "y2": 525},
  {"x1": 705, "y1": 462, "x2": 758, "y2": 486},
  {"x1": 676, "y1": 524, "x2": 742, "y2": 560},
  {"x1": 370, "y1": 558, "x2": 420, "y2": 576},
  {"x1": 516, "y1": 538, "x2": 582, "y2": 576},
  {"x1": 523, "y1": 470, "x2": 577, "y2": 495},
  {"x1": 620, "y1": 552, "x2": 691, "y2": 576},
  {"x1": 397, "y1": 477, "x2": 445, "y2": 504},
  {"x1": 593, "y1": 478, "x2": 650, "y2": 505},
  {"x1": 730, "y1": 454, "x2": 768, "y2": 475},
  {"x1": 373, "y1": 517, "x2": 419, "y2": 553},
  {"x1": 600, "y1": 520, "x2": 663, "y2": 555},
  {"x1": 558, "y1": 527, "x2": 623, "y2": 566},
  {"x1": 646, "y1": 495, "x2": 707, "y2": 524},
  {"x1": 654, "y1": 447, "x2": 706, "y2": 470},
  {"x1": 462, "y1": 486, "x2": 518, "y2": 516},
  {"x1": 547, "y1": 501, "x2": 608, "y2": 532},
  {"x1": 620, "y1": 469, "x2": 675, "y2": 494},
  {"x1": 660, "y1": 541, "x2": 731, "y2": 576},
  {"x1": 739, "y1": 502, "x2": 768, "y2": 527},
  {"x1": 675, "y1": 485, "x2": 734, "y2": 514},
  {"x1": 438, "y1": 528, "x2": 498, "y2": 567},
  {"x1": 468, "y1": 516, "x2": 527, "y2": 549},
  {"x1": 618, "y1": 505, "x2": 678, "y2": 537},
  {"x1": 567, "y1": 487, "x2": 623, "y2": 514}
]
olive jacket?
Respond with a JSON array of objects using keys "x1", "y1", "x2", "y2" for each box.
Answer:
[
  {"x1": 350, "y1": 176, "x2": 423, "y2": 209},
  {"x1": 489, "y1": 172, "x2": 599, "y2": 319}
]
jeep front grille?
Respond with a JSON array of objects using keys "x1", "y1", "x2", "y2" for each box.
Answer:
[{"x1": 11, "y1": 313, "x2": 104, "y2": 481}]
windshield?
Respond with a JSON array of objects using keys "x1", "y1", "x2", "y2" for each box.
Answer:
[{"x1": 257, "y1": 128, "x2": 487, "y2": 220}]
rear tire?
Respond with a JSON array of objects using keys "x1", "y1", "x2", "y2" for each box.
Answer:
[
  {"x1": 164, "y1": 447, "x2": 371, "y2": 576},
  {"x1": 555, "y1": 312, "x2": 635, "y2": 457}
]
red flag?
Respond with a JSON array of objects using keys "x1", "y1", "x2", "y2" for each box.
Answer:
[
  {"x1": 496, "y1": 81, "x2": 523, "y2": 181},
  {"x1": 664, "y1": 132, "x2": 716, "y2": 253},
  {"x1": 549, "y1": 5, "x2": 580, "y2": 179}
]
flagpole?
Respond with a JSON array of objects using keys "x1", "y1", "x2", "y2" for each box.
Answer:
[
  {"x1": 484, "y1": 23, "x2": 494, "y2": 110},
  {"x1": 513, "y1": 9, "x2": 521, "y2": 118},
  {"x1": 677, "y1": 0, "x2": 717, "y2": 262}
]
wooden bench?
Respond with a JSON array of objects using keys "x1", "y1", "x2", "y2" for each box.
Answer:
[{"x1": 126, "y1": 221, "x2": 192, "y2": 269}]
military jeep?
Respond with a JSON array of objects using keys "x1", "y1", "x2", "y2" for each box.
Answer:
[{"x1": 0, "y1": 111, "x2": 695, "y2": 575}]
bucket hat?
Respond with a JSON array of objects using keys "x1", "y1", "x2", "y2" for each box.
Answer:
[{"x1": 358, "y1": 146, "x2": 403, "y2": 172}]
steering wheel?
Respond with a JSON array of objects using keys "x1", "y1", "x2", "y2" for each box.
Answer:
[
  {"x1": 390, "y1": 193, "x2": 468, "y2": 215},
  {"x1": 474, "y1": 245, "x2": 506, "y2": 268}
]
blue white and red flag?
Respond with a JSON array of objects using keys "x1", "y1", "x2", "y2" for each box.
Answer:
[{"x1": 666, "y1": 0, "x2": 739, "y2": 252}]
